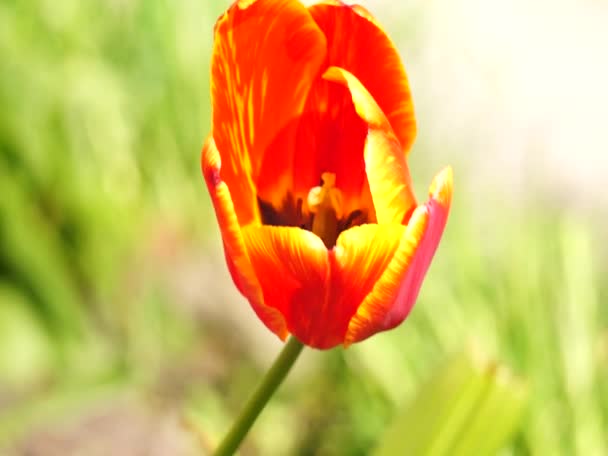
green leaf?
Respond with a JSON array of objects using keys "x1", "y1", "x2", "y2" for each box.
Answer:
[{"x1": 373, "y1": 349, "x2": 527, "y2": 456}]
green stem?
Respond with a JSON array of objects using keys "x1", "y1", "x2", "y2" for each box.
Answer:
[{"x1": 213, "y1": 337, "x2": 305, "y2": 456}]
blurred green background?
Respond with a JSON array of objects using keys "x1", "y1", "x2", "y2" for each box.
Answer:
[{"x1": 1, "y1": 0, "x2": 606, "y2": 454}]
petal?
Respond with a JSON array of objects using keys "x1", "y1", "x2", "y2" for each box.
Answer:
[
  {"x1": 323, "y1": 223, "x2": 405, "y2": 347},
  {"x1": 308, "y1": 1, "x2": 416, "y2": 154},
  {"x1": 291, "y1": 78, "x2": 370, "y2": 219},
  {"x1": 212, "y1": 0, "x2": 327, "y2": 223},
  {"x1": 241, "y1": 223, "x2": 406, "y2": 349},
  {"x1": 201, "y1": 137, "x2": 288, "y2": 338},
  {"x1": 324, "y1": 67, "x2": 417, "y2": 224},
  {"x1": 240, "y1": 225, "x2": 330, "y2": 346},
  {"x1": 344, "y1": 167, "x2": 453, "y2": 346}
]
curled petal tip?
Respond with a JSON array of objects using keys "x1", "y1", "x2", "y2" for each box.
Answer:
[
  {"x1": 201, "y1": 136, "x2": 221, "y2": 186},
  {"x1": 236, "y1": 0, "x2": 256, "y2": 9},
  {"x1": 322, "y1": 66, "x2": 383, "y2": 129},
  {"x1": 350, "y1": 4, "x2": 380, "y2": 25},
  {"x1": 429, "y1": 166, "x2": 453, "y2": 208}
]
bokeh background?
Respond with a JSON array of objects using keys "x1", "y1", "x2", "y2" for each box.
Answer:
[{"x1": 1, "y1": 0, "x2": 607, "y2": 454}]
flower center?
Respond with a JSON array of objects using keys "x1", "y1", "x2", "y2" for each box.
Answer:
[
  {"x1": 307, "y1": 172, "x2": 343, "y2": 248},
  {"x1": 257, "y1": 172, "x2": 368, "y2": 248}
]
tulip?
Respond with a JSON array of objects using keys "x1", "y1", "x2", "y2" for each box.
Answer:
[{"x1": 202, "y1": 0, "x2": 453, "y2": 349}]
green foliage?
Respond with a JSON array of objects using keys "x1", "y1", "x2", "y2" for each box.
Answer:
[
  {"x1": 351, "y1": 200, "x2": 607, "y2": 455},
  {"x1": 373, "y1": 351, "x2": 527, "y2": 456}
]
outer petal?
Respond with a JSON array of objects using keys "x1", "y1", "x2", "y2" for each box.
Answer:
[
  {"x1": 240, "y1": 222, "x2": 408, "y2": 349},
  {"x1": 308, "y1": 1, "x2": 416, "y2": 154},
  {"x1": 324, "y1": 223, "x2": 405, "y2": 348},
  {"x1": 212, "y1": 0, "x2": 327, "y2": 223},
  {"x1": 344, "y1": 167, "x2": 454, "y2": 346},
  {"x1": 324, "y1": 67, "x2": 417, "y2": 224},
  {"x1": 240, "y1": 225, "x2": 329, "y2": 344},
  {"x1": 201, "y1": 137, "x2": 288, "y2": 338}
]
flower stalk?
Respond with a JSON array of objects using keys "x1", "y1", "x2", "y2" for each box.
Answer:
[{"x1": 213, "y1": 337, "x2": 305, "y2": 456}]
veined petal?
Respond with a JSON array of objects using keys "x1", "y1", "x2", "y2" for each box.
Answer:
[
  {"x1": 324, "y1": 67, "x2": 417, "y2": 224},
  {"x1": 241, "y1": 225, "x2": 330, "y2": 344},
  {"x1": 201, "y1": 137, "x2": 288, "y2": 338},
  {"x1": 212, "y1": 0, "x2": 327, "y2": 223},
  {"x1": 321, "y1": 223, "x2": 405, "y2": 348},
  {"x1": 308, "y1": 1, "x2": 416, "y2": 154},
  {"x1": 344, "y1": 167, "x2": 453, "y2": 346},
  {"x1": 240, "y1": 223, "x2": 406, "y2": 349}
]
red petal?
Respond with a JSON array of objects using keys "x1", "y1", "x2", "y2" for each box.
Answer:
[
  {"x1": 241, "y1": 222, "x2": 408, "y2": 349},
  {"x1": 309, "y1": 1, "x2": 416, "y2": 154},
  {"x1": 212, "y1": 0, "x2": 327, "y2": 223},
  {"x1": 324, "y1": 67, "x2": 417, "y2": 224},
  {"x1": 325, "y1": 223, "x2": 405, "y2": 347},
  {"x1": 344, "y1": 167, "x2": 454, "y2": 346},
  {"x1": 201, "y1": 137, "x2": 288, "y2": 338},
  {"x1": 241, "y1": 225, "x2": 330, "y2": 345}
]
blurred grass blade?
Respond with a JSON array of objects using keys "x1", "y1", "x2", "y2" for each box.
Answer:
[{"x1": 373, "y1": 350, "x2": 527, "y2": 456}]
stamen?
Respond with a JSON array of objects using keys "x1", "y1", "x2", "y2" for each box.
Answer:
[{"x1": 307, "y1": 172, "x2": 343, "y2": 248}]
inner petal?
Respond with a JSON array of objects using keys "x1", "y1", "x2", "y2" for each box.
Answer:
[
  {"x1": 324, "y1": 67, "x2": 417, "y2": 224},
  {"x1": 292, "y1": 80, "x2": 372, "y2": 218},
  {"x1": 256, "y1": 75, "x2": 379, "y2": 242}
]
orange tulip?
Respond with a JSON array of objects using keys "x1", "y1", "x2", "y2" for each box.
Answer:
[{"x1": 202, "y1": 0, "x2": 453, "y2": 349}]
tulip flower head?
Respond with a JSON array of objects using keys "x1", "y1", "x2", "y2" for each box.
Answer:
[{"x1": 202, "y1": 0, "x2": 453, "y2": 349}]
